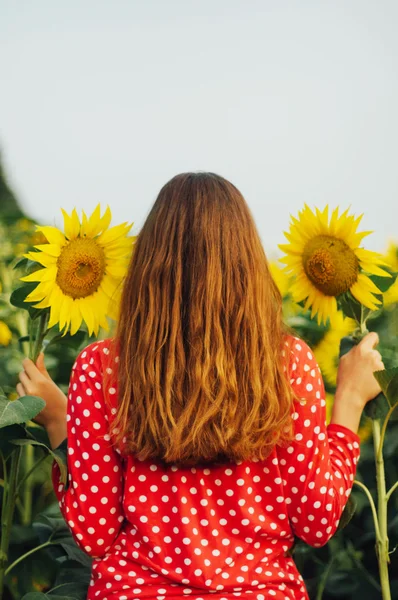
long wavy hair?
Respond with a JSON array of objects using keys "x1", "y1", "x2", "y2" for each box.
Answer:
[{"x1": 110, "y1": 172, "x2": 294, "y2": 465}]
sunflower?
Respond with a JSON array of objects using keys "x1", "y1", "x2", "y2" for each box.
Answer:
[
  {"x1": 314, "y1": 311, "x2": 356, "y2": 387},
  {"x1": 269, "y1": 261, "x2": 290, "y2": 297},
  {"x1": 0, "y1": 321, "x2": 12, "y2": 346},
  {"x1": 384, "y1": 242, "x2": 398, "y2": 306},
  {"x1": 325, "y1": 393, "x2": 335, "y2": 424},
  {"x1": 279, "y1": 205, "x2": 390, "y2": 324},
  {"x1": 21, "y1": 204, "x2": 135, "y2": 336}
]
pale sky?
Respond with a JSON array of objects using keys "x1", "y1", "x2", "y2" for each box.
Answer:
[{"x1": 1, "y1": 0, "x2": 397, "y2": 255}]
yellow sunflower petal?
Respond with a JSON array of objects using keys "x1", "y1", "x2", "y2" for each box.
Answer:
[
  {"x1": 350, "y1": 280, "x2": 381, "y2": 309},
  {"x1": 21, "y1": 266, "x2": 57, "y2": 283},
  {"x1": 360, "y1": 263, "x2": 392, "y2": 278},
  {"x1": 354, "y1": 273, "x2": 383, "y2": 294},
  {"x1": 78, "y1": 298, "x2": 96, "y2": 336},
  {"x1": 100, "y1": 275, "x2": 120, "y2": 299},
  {"x1": 62, "y1": 208, "x2": 80, "y2": 240},
  {"x1": 97, "y1": 222, "x2": 133, "y2": 246},
  {"x1": 33, "y1": 244, "x2": 61, "y2": 258},
  {"x1": 81, "y1": 204, "x2": 112, "y2": 238},
  {"x1": 35, "y1": 225, "x2": 66, "y2": 246},
  {"x1": 58, "y1": 295, "x2": 73, "y2": 332},
  {"x1": 24, "y1": 252, "x2": 57, "y2": 268},
  {"x1": 69, "y1": 300, "x2": 83, "y2": 336},
  {"x1": 81, "y1": 204, "x2": 100, "y2": 237},
  {"x1": 47, "y1": 288, "x2": 63, "y2": 329},
  {"x1": 105, "y1": 263, "x2": 128, "y2": 279},
  {"x1": 32, "y1": 296, "x2": 52, "y2": 309},
  {"x1": 24, "y1": 281, "x2": 53, "y2": 303}
]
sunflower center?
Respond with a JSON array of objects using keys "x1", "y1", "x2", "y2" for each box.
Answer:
[
  {"x1": 302, "y1": 235, "x2": 359, "y2": 296},
  {"x1": 56, "y1": 238, "x2": 106, "y2": 299}
]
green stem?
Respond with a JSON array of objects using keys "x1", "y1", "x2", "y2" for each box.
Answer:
[
  {"x1": 15, "y1": 311, "x2": 30, "y2": 357},
  {"x1": 20, "y1": 445, "x2": 34, "y2": 526},
  {"x1": 372, "y1": 419, "x2": 391, "y2": 600},
  {"x1": 353, "y1": 480, "x2": 381, "y2": 541},
  {"x1": 16, "y1": 453, "x2": 47, "y2": 493},
  {"x1": 347, "y1": 545, "x2": 381, "y2": 591},
  {"x1": 31, "y1": 312, "x2": 49, "y2": 362},
  {"x1": 360, "y1": 319, "x2": 369, "y2": 336},
  {"x1": 4, "y1": 540, "x2": 54, "y2": 576},
  {"x1": 377, "y1": 403, "x2": 398, "y2": 462},
  {"x1": 0, "y1": 447, "x2": 22, "y2": 597},
  {"x1": 28, "y1": 315, "x2": 35, "y2": 359},
  {"x1": 316, "y1": 555, "x2": 336, "y2": 600},
  {"x1": 386, "y1": 481, "x2": 398, "y2": 504}
]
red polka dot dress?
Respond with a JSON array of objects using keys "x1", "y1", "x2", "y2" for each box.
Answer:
[{"x1": 52, "y1": 336, "x2": 361, "y2": 600}]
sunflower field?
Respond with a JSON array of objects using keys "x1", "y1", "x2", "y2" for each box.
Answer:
[{"x1": 0, "y1": 162, "x2": 398, "y2": 600}]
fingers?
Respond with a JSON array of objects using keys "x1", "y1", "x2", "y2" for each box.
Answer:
[
  {"x1": 358, "y1": 332, "x2": 379, "y2": 350},
  {"x1": 18, "y1": 371, "x2": 32, "y2": 394},
  {"x1": 16, "y1": 383, "x2": 26, "y2": 398},
  {"x1": 22, "y1": 357, "x2": 43, "y2": 380},
  {"x1": 36, "y1": 352, "x2": 50, "y2": 379},
  {"x1": 372, "y1": 352, "x2": 385, "y2": 371}
]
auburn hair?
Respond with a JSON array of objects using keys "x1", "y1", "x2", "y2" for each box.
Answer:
[{"x1": 110, "y1": 172, "x2": 294, "y2": 465}]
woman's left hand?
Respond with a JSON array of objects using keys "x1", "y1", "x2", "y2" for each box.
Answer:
[{"x1": 17, "y1": 352, "x2": 68, "y2": 430}]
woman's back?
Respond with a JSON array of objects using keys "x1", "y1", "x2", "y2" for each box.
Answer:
[{"x1": 53, "y1": 335, "x2": 360, "y2": 600}]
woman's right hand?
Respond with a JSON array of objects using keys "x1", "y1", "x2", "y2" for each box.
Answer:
[{"x1": 336, "y1": 332, "x2": 384, "y2": 409}]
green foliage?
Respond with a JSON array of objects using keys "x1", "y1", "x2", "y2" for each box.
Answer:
[
  {"x1": 338, "y1": 292, "x2": 375, "y2": 327},
  {"x1": 0, "y1": 395, "x2": 45, "y2": 428},
  {"x1": 10, "y1": 284, "x2": 47, "y2": 320},
  {"x1": 11, "y1": 439, "x2": 67, "y2": 486},
  {"x1": 374, "y1": 368, "x2": 398, "y2": 406}
]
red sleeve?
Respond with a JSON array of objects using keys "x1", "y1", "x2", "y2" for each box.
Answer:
[
  {"x1": 276, "y1": 337, "x2": 361, "y2": 547},
  {"x1": 52, "y1": 341, "x2": 124, "y2": 558}
]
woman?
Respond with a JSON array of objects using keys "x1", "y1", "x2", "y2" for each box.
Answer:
[{"x1": 18, "y1": 172, "x2": 383, "y2": 600}]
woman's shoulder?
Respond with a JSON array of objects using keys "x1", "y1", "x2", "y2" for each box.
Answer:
[
  {"x1": 283, "y1": 334, "x2": 316, "y2": 369},
  {"x1": 72, "y1": 338, "x2": 118, "y2": 371}
]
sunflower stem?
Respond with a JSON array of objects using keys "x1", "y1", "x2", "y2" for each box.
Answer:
[
  {"x1": 20, "y1": 444, "x2": 34, "y2": 526},
  {"x1": 0, "y1": 447, "x2": 22, "y2": 598},
  {"x1": 359, "y1": 317, "x2": 369, "y2": 336},
  {"x1": 372, "y1": 418, "x2": 391, "y2": 600},
  {"x1": 31, "y1": 311, "x2": 49, "y2": 362}
]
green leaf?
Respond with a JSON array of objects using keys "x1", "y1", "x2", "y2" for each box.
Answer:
[
  {"x1": 364, "y1": 392, "x2": 390, "y2": 420},
  {"x1": 0, "y1": 395, "x2": 45, "y2": 428},
  {"x1": 46, "y1": 330, "x2": 88, "y2": 351},
  {"x1": 51, "y1": 559, "x2": 91, "y2": 598},
  {"x1": 58, "y1": 541, "x2": 92, "y2": 568},
  {"x1": 338, "y1": 293, "x2": 374, "y2": 326},
  {"x1": 11, "y1": 438, "x2": 67, "y2": 485},
  {"x1": 0, "y1": 424, "x2": 27, "y2": 457},
  {"x1": 337, "y1": 494, "x2": 357, "y2": 530},
  {"x1": 10, "y1": 284, "x2": 37, "y2": 309},
  {"x1": 369, "y1": 271, "x2": 398, "y2": 294},
  {"x1": 10, "y1": 284, "x2": 46, "y2": 320},
  {"x1": 13, "y1": 257, "x2": 29, "y2": 270},
  {"x1": 22, "y1": 594, "x2": 79, "y2": 600},
  {"x1": 33, "y1": 513, "x2": 92, "y2": 568},
  {"x1": 374, "y1": 368, "x2": 398, "y2": 404}
]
